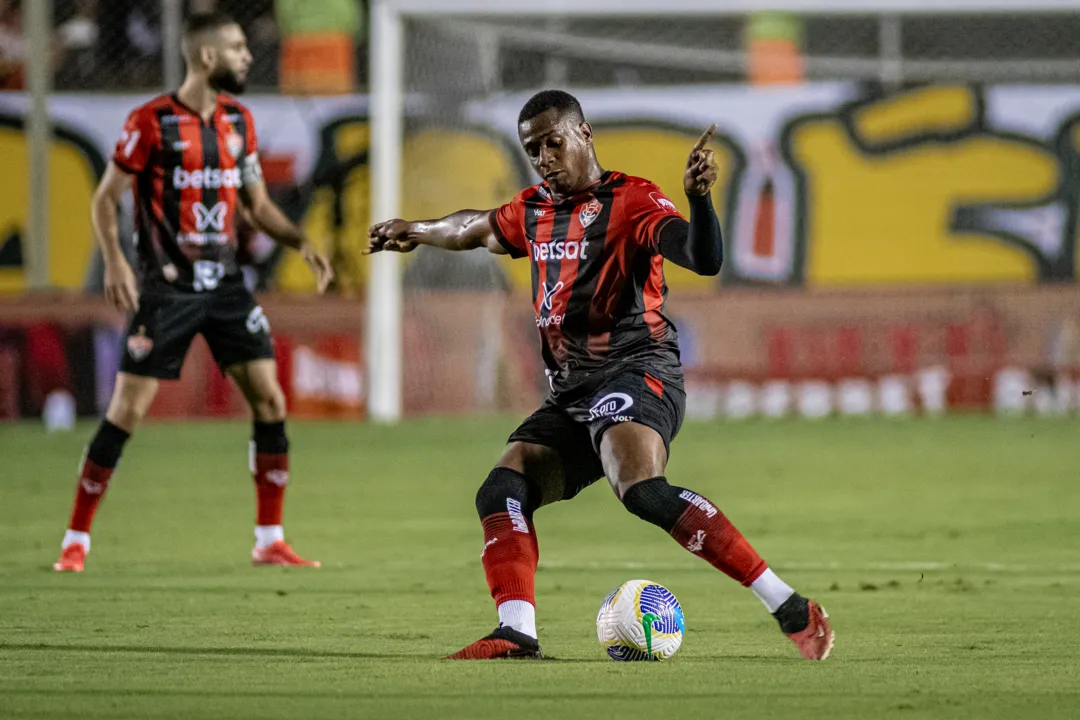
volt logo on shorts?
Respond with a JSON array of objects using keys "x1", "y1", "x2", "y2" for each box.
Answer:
[
  {"x1": 506, "y1": 499, "x2": 530, "y2": 534},
  {"x1": 679, "y1": 490, "x2": 718, "y2": 518},
  {"x1": 589, "y1": 392, "x2": 634, "y2": 421}
]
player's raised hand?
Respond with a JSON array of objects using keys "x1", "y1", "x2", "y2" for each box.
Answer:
[
  {"x1": 302, "y1": 244, "x2": 334, "y2": 294},
  {"x1": 104, "y1": 259, "x2": 139, "y2": 313},
  {"x1": 684, "y1": 124, "x2": 719, "y2": 197},
  {"x1": 365, "y1": 219, "x2": 419, "y2": 255}
]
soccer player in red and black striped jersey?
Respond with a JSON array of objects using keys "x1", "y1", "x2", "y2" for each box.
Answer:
[
  {"x1": 53, "y1": 13, "x2": 332, "y2": 573},
  {"x1": 368, "y1": 91, "x2": 833, "y2": 661}
]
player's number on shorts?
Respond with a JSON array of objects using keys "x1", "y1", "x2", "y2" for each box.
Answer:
[
  {"x1": 192, "y1": 260, "x2": 225, "y2": 292},
  {"x1": 246, "y1": 306, "x2": 270, "y2": 335}
]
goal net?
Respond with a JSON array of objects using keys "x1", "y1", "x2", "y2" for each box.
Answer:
[{"x1": 365, "y1": 0, "x2": 1080, "y2": 422}]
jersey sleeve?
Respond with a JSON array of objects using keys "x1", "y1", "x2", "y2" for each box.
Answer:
[
  {"x1": 626, "y1": 181, "x2": 685, "y2": 252},
  {"x1": 112, "y1": 107, "x2": 155, "y2": 175},
  {"x1": 487, "y1": 189, "x2": 530, "y2": 259},
  {"x1": 239, "y1": 106, "x2": 263, "y2": 187}
]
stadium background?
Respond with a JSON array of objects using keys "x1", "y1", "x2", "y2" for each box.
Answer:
[
  {"x1": 1, "y1": 0, "x2": 1078, "y2": 424},
  {"x1": 2, "y1": 3, "x2": 1079, "y2": 719}
]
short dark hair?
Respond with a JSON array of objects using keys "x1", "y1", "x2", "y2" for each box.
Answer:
[
  {"x1": 184, "y1": 11, "x2": 237, "y2": 39},
  {"x1": 518, "y1": 90, "x2": 584, "y2": 125}
]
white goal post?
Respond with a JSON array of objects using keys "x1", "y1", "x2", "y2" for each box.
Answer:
[{"x1": 365, "y1": 0, "x2": 1080, "y2": 423}]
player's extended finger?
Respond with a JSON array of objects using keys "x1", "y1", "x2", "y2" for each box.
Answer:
[
  {"x1": 124, "y1": 285, "x2": 140, "y2": 313},
  {"x1": 692, "y1": 124, "x2": 717, "y2": 152},
  {"x1": 362, "y1": 238, "x2": 385, "y2": 255},
  {"x1": 115, "y1": 286, "x2": 134, "y2": 313}
]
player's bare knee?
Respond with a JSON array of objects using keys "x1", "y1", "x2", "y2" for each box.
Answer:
[
  {"x1": 252, "y1": 389, "x2": 286, "y2": 422},
  {"x1": 497, "y1": 442, "x2": 530, "y2": 475},
  {"x1": 106, "y1": 376, "x2": 158, "y2": 430}
]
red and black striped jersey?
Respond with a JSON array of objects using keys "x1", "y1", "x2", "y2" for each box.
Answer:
[
  {"x1": 112, "y1": 93, "x2": 262, "y2": 294},
  {"x1": 490, "y1": 171, "x2": 685, "y2": 397}
]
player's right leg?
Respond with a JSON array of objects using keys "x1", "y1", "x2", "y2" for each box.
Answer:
[
  {"x1": 53, "y1": 373, "x2": 158, "y2": 571},
  {"x1": 600, "y1": 420, "x2": 834, "y2": 661},
  {"x1": 447, "y1": 405, "x2": 604, "y2": 660},
  {"x1": 54, "y1": 293, "x2": 199, "y2": 572}
]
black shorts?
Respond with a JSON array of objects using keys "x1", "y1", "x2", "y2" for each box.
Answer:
[
  {"x1": 119, "y1": 283, "x2": 275, "y2": 380},
  {"x1": 508, "y1": 366, "x2": 685, "y2": 500}
]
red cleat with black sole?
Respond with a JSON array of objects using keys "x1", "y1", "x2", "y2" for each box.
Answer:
[{"x1": 446, "y1": 625, "x2": 542, "y2": 660}]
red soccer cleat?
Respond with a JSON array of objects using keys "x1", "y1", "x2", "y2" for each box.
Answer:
[
  {"x1": 251, "y1": 540, "x2": 320, "y2": 568},
  {"x1": 446, "y1": 626, "x2": 543, "y2": 660},
  {"x1": 786, "y1": 601, "x2": 834, "y2": 661},
  {"x1": 53, "y1": 543, "x2": 87, "y2": 572}
]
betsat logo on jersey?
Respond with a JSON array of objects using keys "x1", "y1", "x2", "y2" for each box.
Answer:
[
  {"x1": 172, "y1": 166, "x2": 241, "y2": 190},
  {"x1": 532, "y1": 238, "x2": 589, "y2": 262},
  {"x1": 589, "y1": 392, "x2": 635, "y2": 423}
]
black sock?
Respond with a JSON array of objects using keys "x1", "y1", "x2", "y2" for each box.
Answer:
[
  {"x1": 773, "y1": 593, "x2": 810, "y2": 634},
  {"x1": 86, "y1": 420, "x2": 131, "y2": 469}
]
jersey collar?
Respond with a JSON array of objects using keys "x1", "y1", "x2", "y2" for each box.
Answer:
[{"x1": 540, "y1": 170, "x2": 617, "y2": 205}]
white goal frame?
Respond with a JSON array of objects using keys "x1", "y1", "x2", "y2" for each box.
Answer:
[{"x1": 365, "y1": 0, "x2": 1080, "y2": 423}]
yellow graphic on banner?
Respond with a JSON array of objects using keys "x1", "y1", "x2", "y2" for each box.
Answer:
[
  {"x1": 0, "y1": 122, "x2": 100, "y2": 292},
  {"x1": 278, "y1": 124, "x2": 523, "y2": 293},
  {"x1": 785, "y1": 87, "x2": 1060, "y2": 285}
]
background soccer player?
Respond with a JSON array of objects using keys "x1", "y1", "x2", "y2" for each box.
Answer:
[
  {"x1": 367, "y1": 90, "x2": 834, "y2": 661},
  {"x1": 53, "y1": 12, "x2": 333, "y2": 573}
]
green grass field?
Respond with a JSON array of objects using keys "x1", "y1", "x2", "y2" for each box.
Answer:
[{"x1": 1, "y1": 416, "x2": 1078, "y2": 719}]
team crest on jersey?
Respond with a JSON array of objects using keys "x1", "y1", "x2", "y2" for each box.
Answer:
[
  {"x1": 225, "y1": 131, "x2": 244, "y2": 159},
  {"x1": 579, "y1": 199, "x2": 602, "y2": 228},
  {"x1": 127, "y1": 325, "x2": 153, "y2": 361}
]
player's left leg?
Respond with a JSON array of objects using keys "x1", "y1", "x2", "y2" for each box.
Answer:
[
  {"x1": 226, "y1": 359, "x2": 319, "y2": 568},
  {"x1": 204, "y1": 285, "x2": 318, "y2": 567},
  {"x1": 592, "y1": 376, "x2": 833, "y2": 661}
]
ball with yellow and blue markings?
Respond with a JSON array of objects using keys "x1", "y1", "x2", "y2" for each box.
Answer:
[{"x1": 596, "y1": 579, "x2": 685, "y2": 661}]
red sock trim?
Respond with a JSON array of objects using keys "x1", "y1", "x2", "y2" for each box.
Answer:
[
  {"x1": 68, "y1": 458, "x2": 113, "y2": 533},
  {"x1": 670, "y1": 503, "x2": 767, "y2": 586},
  {"x1": 480, "y1": 512, "x2": 538, "y2": 606},
  {"x1": 254, "y1": 452, "x2": 288, "y2": 526}
]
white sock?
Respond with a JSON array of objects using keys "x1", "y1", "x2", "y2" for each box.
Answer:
[
  {"x1": 497, "y1": 600, "x2": 537, "y2": 639},
  {"x1": 750, "y1": 568, "x2": 795, "y2": 613},
  {"x1": 62, "y1": 530, "x2": 90, "y2": 552},
  {"x1": 254, "y1": 525, "x2": 284, "y2": 549}
]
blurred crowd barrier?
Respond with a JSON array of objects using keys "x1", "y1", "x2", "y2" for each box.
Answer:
[{"x1": 0, "y1": 286, "x2": 1076, "y2": 421}]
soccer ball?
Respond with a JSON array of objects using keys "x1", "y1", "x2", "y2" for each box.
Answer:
[{"x1": 596, "y1": 579, "x2": 685, "y2": 661}]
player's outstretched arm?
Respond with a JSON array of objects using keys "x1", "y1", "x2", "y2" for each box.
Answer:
[
  {"x1": 658, "y1": 125, "x2": 724, "y2": 277},
  {"x1": 366, "y1": 211, "x2": 507, "y2": 256},
  {"x1": 92, "y1": 162, "x2": 140, "y2": 312},
  {"x1": 240, "y1": 180, "x2": 334, "y2": 293}
]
